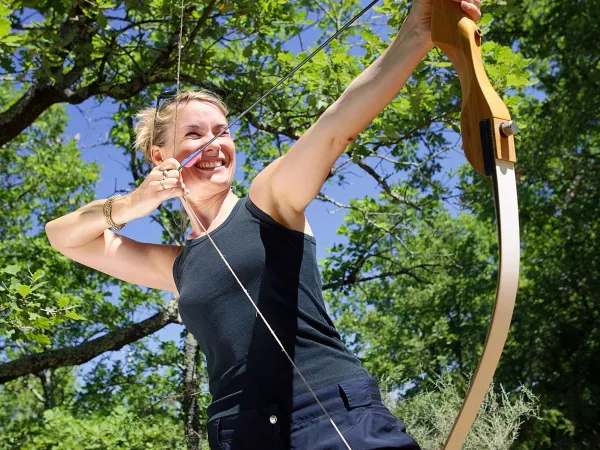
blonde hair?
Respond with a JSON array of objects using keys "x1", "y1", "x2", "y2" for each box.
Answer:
[{"x1": 135, "y1": 90, "x2": 228, "y2": 163}]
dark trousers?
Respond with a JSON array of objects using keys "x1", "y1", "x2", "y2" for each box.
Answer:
[{"x1": 207, "y1": 377, "x2": 421, "y2": 449}]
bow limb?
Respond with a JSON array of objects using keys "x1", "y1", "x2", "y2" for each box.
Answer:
[{"x1": 431, "y1": 1, "x2": 520, "y2": 448}]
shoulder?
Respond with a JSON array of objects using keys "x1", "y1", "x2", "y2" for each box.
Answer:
[{"x1": 249, "y1": 159, "x2": 313, "y2": 236}]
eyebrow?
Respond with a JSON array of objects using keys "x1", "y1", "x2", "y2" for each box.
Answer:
[{"x1": 182, "y1": 123, "x2": 229, "y2": 131}]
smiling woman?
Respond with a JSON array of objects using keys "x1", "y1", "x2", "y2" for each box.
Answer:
[
  {"x1": 134, "y1": 90, "x2": 230, "y2": 164},
  {"x1": 133, "y1": 90, "x2": 243, "y2": 242},
  {"x1": 44, "y1": 0, "x2": 483, "y2": 447}
]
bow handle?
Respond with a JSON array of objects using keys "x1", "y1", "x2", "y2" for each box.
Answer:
[{"x1": 431, "y1": 0, "x2": 516, "y2": 176}]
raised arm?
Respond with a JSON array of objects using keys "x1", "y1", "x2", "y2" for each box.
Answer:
[{"x1": 251, "y1": 1, "x2": 479, "y2": 227}]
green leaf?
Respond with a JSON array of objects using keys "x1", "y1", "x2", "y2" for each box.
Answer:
[
  {"x1": 332, "y1": 52, "x2": 347, "y2": 65},
  {"x1": 32, "y1": 269, "x2": 45, "y2": 281},
  {"x1": 65, "y1": 310, "x2": 84, "y2": 321},
  {"x1": 278, "y1": 51, "x2": 293, "y2": 64},
  {"x1": 506, "y1": 73, "x2": 533, "y2": 87},
  {"x1": 17, "y1": 284, "x2": 31, "y2": 297},
  {"x1": 1, "y1": 34, "x2": 21, "y2": 46},
  {"x1": 424, "y1": 61, "x2": 452, "y2": 68},
  {"x1": 32, "y1": 333, "x2": 51, "y2": 346},
  {"x1": 97, "y1": 11, "x2": 107, "y2": 30},
  {"x1": 29, "y1": 281, "x2": 48, "y2": 292},
  {"x1": 242, "y1": 44, "x2": 253, "y2": 58},
  {"x1": 2, "y1": 264, "x2": 20, "y2": 275},
  {"x1": 57, "y1": 296, "x2": 70, "y2": 308},
  {"x1": 33, "y1": 316, "x2": 51, "y2": 329},
  {"x1": 0, "y1": 17, "x2": 10, "y2": 39}
]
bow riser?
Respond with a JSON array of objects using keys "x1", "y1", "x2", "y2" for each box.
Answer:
[{"x1": 431, "y1": 0, "x2": 515, "y2": 176}]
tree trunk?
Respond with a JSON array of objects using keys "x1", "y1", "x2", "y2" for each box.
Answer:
[
  {"x1": 38, "y1": 368, "x2": 56, "y2": 409},
  {"x1": 183, "y1": 330, "x2": 202, "y2": 450}
]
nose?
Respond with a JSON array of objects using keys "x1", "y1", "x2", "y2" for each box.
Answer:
[{"x1": 201, "y1": 134, "x2": 221, "y2": 155}]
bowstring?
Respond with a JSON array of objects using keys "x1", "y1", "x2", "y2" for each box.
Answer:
[
  {"x1": 175, "y1": 0, "x2": 185, "y2": 246},
  {"x1": 169, "y1": 2, "x2": 382, "y2": 448}
]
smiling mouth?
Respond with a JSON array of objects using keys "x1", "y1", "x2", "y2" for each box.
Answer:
[{"x1": 195, "y1": 160, "x2": 224, "y2": 169}]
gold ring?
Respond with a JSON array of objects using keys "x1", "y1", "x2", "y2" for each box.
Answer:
[{"x1": 160, "y1": 180, "x2": 166, "y2": 191}]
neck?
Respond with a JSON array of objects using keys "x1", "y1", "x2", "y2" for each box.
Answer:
[{"x1": 183, "y1": 189, "x2": 238, "y2": 239}]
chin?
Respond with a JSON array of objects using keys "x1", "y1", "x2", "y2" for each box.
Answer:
[{"x1": 186, "y1": 173, "x2": 234, "y2": 194}]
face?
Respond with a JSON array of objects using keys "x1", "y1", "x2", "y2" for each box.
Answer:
[{"x1": 153, "y1": 100, "x2": 235, "y2": 196}]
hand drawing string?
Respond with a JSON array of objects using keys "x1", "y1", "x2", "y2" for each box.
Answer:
[{"x1": 171, "y1": 2, "x2": 382, "y2": 448}]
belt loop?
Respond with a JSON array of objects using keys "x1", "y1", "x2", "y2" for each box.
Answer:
[{"x1": 338, "y1": 378, "x2": 373, "y2": 410}]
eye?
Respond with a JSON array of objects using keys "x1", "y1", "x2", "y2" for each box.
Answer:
[
  {"x1": 186, "y1": 131, "x2": 201, "y2": 137},
  {"x1": 219, "y1": 128, "x2": 230, "y2": 135}
]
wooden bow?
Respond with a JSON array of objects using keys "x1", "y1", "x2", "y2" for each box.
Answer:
[{"x1": 431, "y1": 0, "x2": 520, "y2": 448}]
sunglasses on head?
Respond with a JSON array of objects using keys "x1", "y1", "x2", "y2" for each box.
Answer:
[{"x1": 154, "y1": 90, "x2": 178, "y2": 118}]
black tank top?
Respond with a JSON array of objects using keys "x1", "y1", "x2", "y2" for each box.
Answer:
[{"x1": 173, "y1": 197, "x2": 368, "y2": 419}]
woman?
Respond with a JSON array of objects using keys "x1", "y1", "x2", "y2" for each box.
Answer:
[{"x1": 46, "y1": 0, "x2": 481, "y2": 448}]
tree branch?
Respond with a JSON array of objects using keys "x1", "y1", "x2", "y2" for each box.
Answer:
[
  {"x1": 0, "y1": 2, "x2": 219, "y2": 148},
  {"x1": 0, "y1": 298, "x2": 180, "y2": 384}
]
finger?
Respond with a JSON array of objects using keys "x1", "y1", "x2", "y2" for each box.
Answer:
[
  {"x1": 151, "y1": 167, "x2": 180, "y2": 182},
  {"x1": 165, "y1": 187, "x2": 189, "y2": 199},
  {"x1": 156, "y1": 158, "x2": 181, "y2": 171},
  {"x1": 160, "y1": 178, "x2": 189, "y2": 198},
  {"x1": 163, "y1": 169, "x2": 181, "y2": 179},
  {"x1": 452, "y1": 0, "x2": 480, "y2": 6},
  {"x1": 460, "y1": 0, "x2": 481, "y2": 22},
  {"x1": 152, "y1": 178, "x2": 185, "y2": 193}
]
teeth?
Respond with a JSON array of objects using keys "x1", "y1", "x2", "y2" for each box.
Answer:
[{"x1": 196, "y1": 160, "x2": 224, "y2": 169}]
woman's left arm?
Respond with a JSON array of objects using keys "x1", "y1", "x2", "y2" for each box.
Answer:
[{"x1": 252, "y1": 0, "x2": 480, "y2": 226}]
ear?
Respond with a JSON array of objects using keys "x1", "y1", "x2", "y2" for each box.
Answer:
[{"x1": 151, "y1": 145, "x2": 165, "y2": 166}]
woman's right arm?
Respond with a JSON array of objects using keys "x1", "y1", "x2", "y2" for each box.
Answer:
[{"x1": 45, "y1": 158, "x2": 187, "y2": 295}]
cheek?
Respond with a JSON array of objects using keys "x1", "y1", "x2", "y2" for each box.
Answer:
[{"x1": 225, "y1": 145, "x2": 236, "y2": 164}]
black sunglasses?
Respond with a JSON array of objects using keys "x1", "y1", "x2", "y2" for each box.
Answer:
[{"x1": 154, "y1": 90, "x2": 178, "y2": 118}]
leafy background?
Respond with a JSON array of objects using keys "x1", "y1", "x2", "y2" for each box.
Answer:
[{"x1": 1, "y1": 0, "x2": 598, "y2": 448}]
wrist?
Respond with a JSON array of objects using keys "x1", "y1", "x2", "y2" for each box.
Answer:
[
  {"x1": 402, "y1": 13, "x2": 434, "y2": 53},
  {"x1": 108, "y1": 194, "x2": 135, "y2": 227}
]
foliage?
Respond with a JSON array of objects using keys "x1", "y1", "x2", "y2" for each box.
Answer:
[
  {"x1": 0, "y1": 80, "x2": 194, "y2": 443},
  {"x1": 471, "y1": 0, "x2": 600, "y2": 446},
  {"x1": 7, "y1": 405, "x2": 185, "y2": 450},
  {"x1": 0, "y1": 264, "x2": 84, "y2": 346},
  {"x1": 0, "y1": 337, "x2": 213, "y2": 449},
  {"x1": 323, "y1": 195, "x2": 498, "y2": 391},
  {"x1": 382, "y1": 374, "x2": 539, "y2": 450},
  {"x1": 0, "y1": 0, "x2": 597, "y2": 448}
]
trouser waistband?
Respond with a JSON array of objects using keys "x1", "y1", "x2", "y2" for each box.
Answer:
[{"x1": 207, "y1": 377, "x2": 381, "y2": 428}]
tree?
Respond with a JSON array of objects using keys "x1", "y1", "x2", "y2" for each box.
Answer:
[
  {"x1": 3, "y1": 0, "x2": 587, "y2": 447},
  {"x1": 474, "y1": 0, "x2": 600, "y2": 446}
]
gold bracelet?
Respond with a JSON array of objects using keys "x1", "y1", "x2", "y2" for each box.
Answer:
[{"x1": 103, "y1": 195, "x2": 126, "y2": 231}]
